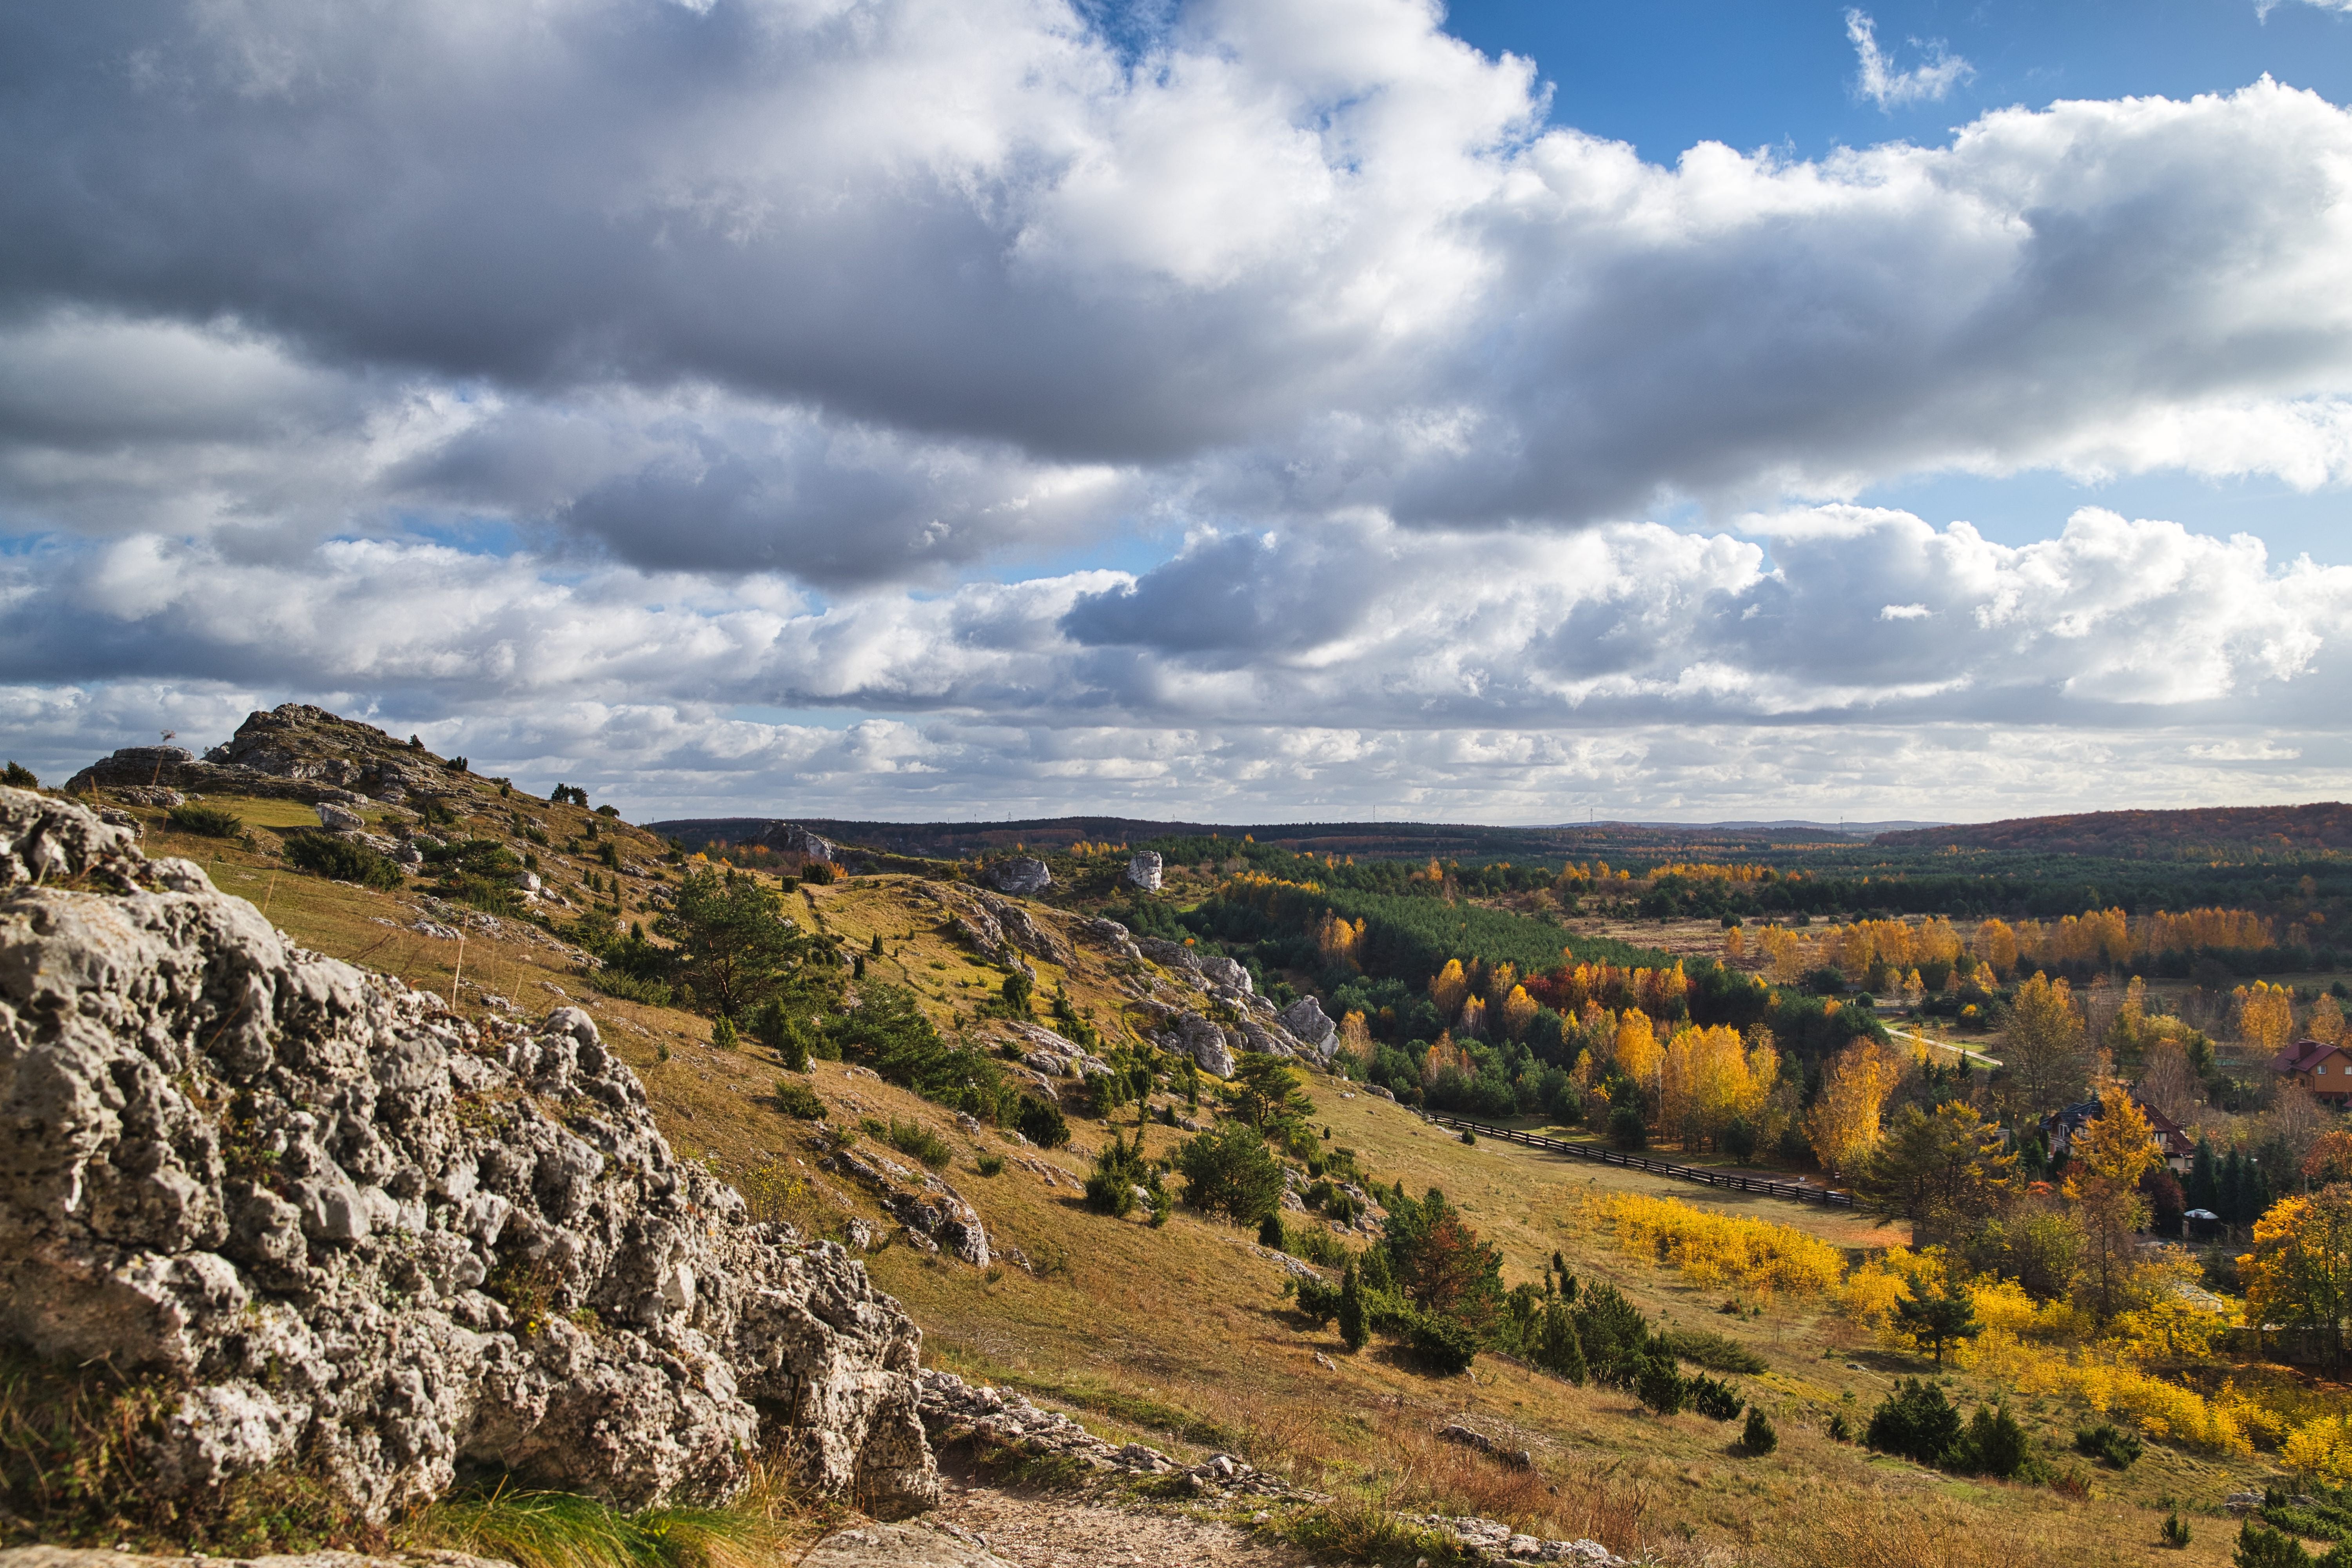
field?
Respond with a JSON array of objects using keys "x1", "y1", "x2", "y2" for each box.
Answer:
[{"x1": 107, "y1": 793, "x2": 2308, "y2": 1568}]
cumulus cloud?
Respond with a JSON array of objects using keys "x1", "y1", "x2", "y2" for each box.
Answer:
[
  {"x1": 5, "y1": 0, "x2": 2352, "y2": 817},
  {"x1": 1, "y1": 0, "x2": 2350, "y2": 575},
  {"x1": 1845, "y1": 10, "x2": 1974, "y2": 109}
]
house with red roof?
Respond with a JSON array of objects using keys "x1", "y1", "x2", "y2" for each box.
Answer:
[{"x1": 2271, "y1": 1038, "x2": 2352, "y2": 1107}]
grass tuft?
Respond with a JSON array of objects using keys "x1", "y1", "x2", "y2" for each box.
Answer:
[{"x1": 404, "y1": 1481, "x2": 763, "y2": 1568}]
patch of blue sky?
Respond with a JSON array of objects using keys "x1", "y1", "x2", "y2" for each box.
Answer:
[
  {"x1": 1441, "y1": 0, "x2": 2352, "y2": 166},
  {"x1": 1067, "y1": 0, "x2": 1181, "y2": 70},
  {"x1": 1856, "y1": 468, "x2": 2352, "y2": 563},
  {"x1": 726, "y1": 703, "x2": 897, "y2": 731}
]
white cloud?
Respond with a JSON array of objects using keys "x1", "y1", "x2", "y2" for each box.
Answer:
[
  {"x1": 4, "y1": 0, "x2": 2352, "y2": 817},
  {"x1": 2, "y1": 2, "x2": 2350, "y2": 573},
  {"x1": 1845, "y1": 9, "x2": 1974, "y2": 110}
]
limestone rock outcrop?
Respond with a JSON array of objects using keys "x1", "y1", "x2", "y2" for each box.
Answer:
[
  {"x1": 0, "y1": 788, "x2": 937, "y2": 1523},
  {"x1": 980, "y1": 857, "x2": 1050, "y2": 896},
  {"x1": 1277, "y1": 995, "x2": 1339, "y2": 1056},
  {"x1": 66, "y1": 706, "x2": 457, "y2": 808}
]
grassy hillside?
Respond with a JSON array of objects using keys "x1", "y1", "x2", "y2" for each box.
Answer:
[{"x1": 97, "y1": 793, "x2": 2294, "y2": 1568}]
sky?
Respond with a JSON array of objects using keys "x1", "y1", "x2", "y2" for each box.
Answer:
[{"x1": 2, "y1": 0, "x2": 2351, "y2": 826}]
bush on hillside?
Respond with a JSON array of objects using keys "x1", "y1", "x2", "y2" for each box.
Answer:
[
  {"x1": 1636, "y1": 1351, "x2": 1686, "y2": 1416},
  {"x1": 167, "y1": 803, "x2": 245, "y2": 839},
  {"x1": 885, "y1": 1118, "x2": 953, "y2": 1170},
  {"x1": 1867, "y1": 1379, "x2": 1963, "y2": 1467},
  {"x1": 2, "y1": 762, "x2": 37, "y2": 788},
  {"x1": 773, "y1": 1081, "x2": 827, "y2": 1120},
  {"x1": 1015, "y1": 1094, "x2": 1070, "y2": 1149},
  {"x1": 1742, "y1": 1405, "x2": 1778, "y2": 1454},
  {"x1": 1084, "y1": 1129, "x2": 1162, "y2": 1218},
  {"x1": 283, "y1": 830, "x2": 404, "y2": 890},
  {"x1": 1969, "y1": 1405, "x2": 2031, "y2": 1479},
  {"x1": 1404, "y1": 1312, "x2": 1479, "y2": 1376},
  {"x1": 2075, "y1": 1422, "x2": 2142, "y2": 1469},
  {"x1": 1656, "y1": 1326, "x2": 1768, "y2": 1374},
  {"x1": 1686, "y1": 1373, "x2": 1745, "y2": 1421},
  {"x1": 1177, "y1": 1120, "x2": 1285, "y2": 1225}
]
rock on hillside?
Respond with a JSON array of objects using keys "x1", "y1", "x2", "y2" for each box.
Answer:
[
  {"x1": 68, "y1": 705, "x2": 461, "y2": 805},
  {"x1": 0, "y1": 788, "x2": 936, "y2": 1523}
]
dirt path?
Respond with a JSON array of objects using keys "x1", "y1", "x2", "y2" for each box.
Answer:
[{"x1": 922, "y1": 1467, "x2": 1317, "y2": 1568}]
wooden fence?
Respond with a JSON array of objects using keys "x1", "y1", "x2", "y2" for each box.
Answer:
[{"x1": 1416, "y1": 1111, "x2": 1858, "y2": 1209}]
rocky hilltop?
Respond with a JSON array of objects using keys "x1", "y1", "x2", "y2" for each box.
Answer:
[{"x1": 0, "y1": 788, "x2": 936, "y2": 1523}]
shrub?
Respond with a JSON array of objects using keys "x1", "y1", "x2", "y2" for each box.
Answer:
[
  {"x1": 886, "y1": 1118, "x2": 953, "y2": 1169},
  {"x1": 1405, "y1": 1312, "x2": 1479, "y2": 1375},
  {"x1": 1686, "y1": 1374, "x2": 1744, "y2": 1421},
  {"x1": 1258, "y1": 1212, "x2": 1287, "y2": 1249},
  {"x1": 751, "y1": 998, "x2": 808, "y2": 1069},
  {"x1": 1743, "y1": 1405, "x2": 1779, "y2": 1455},
  {"x1": 800, "y1": 860, "x2": 835, "y2": 885},
  {"x1": 283, "y1": 830, "x2": 404, "y2": 889},
  {"x1": 2076, "y1": 1422, "x2": 2143, "y2": 1469},
  {"x1": 1016, "y1": 1095, "x2": 1070, "y2": 1149},
  {"x1": 1601, "y1": 1192, "x2": 1844, "y2": 1299},
  {"x1": 1571, "y1": 1279, "x2": 1653, "y2": 1388},
  {"x1": 773, "y1": 1081, "x2": 827, "y2": 1120},
  {"x1": 1656, "y1": 1325, "x2": 1767, "y2": 1374},
  {"x1": 167, "y1": 802, "x2": 245, "y2": 838},
  {"x1": 591, "y1": 971, "x2": 674, "y2": 1007},
  {"x1": 1867, "y1": 1378, "x2": 1963, "y2": 1467},
  {"x1": 1084, "y1": 1129, "x2": 1161, "y2": 1217},
  {"x1": 1826, "y1": 1411, "x2": 1854, "y2": 1443},
  {"x1": 2234, "y1": 1521, "x2": 2311, "y2": 1568},
  {"x1": 1292, "y1": 1275, "x2": 1344, "y2": 1323},
  {"x1": 1606, "y1": 1103, "x2": 1647, "y2": 1149},
  {"x1": 444, "y1": 755, "x2": 469, "y2": 773},
  {"x1": 1637, "y1": 1351, "x2": 1686, "y2": 1415},
  {"x1": 2163, "y1": 1511, "x2": 2191, "y2": 1549},
  {"x1": 1339, "y1": 1266, "x2": 1369, "y2": 1351},
  {"x1": 975, "y1": 1153, "x2": 1005, "y2": 1177},
  {"x1": 1176, "y1": 1120, "x2": 1285, "y2": 1225},
  {"x1": 1967, "y1": 1404, "x2": 2030, "y2": 1479},
  {"x1": 1289, "y1": 1225, "x2": 1353, "y2": 1269},
  {"x1": 710, "y1": 1016, "x2": 738, "y2": 1051},
  {"x1": 2, "y1": 762, "x2": 37, "y2": 788}
]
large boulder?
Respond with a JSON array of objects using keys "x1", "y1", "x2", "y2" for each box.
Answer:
[
  {"x1": 1278, "y1": 995, "x2": 1339, "y2": 1055},
  {"x1": 981, "y1": 857, "x2": 1051, "y2": 896},
  {"x1": 0, "y1": 788, "x2": 937, "y2": 1524},
  {"x1": 1161, "y1": 1013, "x2": 1235, "y2": 1078}
]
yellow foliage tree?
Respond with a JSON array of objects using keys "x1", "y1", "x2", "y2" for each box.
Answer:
[
  {"x1": 2236, "y1": 980, "x2": 2296, "y2": 1055},
  {"x1": 1658, "y1": 1024, "x2": 1777, "y2": 1149},
  {"x1": 2311, "y1": 993, "x2": 2347, "y2": 1046},
  {"x1": 1429, "y1": 959, "x2": 1469, "y2": 1021},
  {"x1": 1761, "y1": 925, "x2": 1808, "y2": 984},
  {"x1": 2004, "y1": 971, "x2": 2089, "y2": 1119},
  {"x1": 1614, "y1": 1009, "x2": 1660, "y2": 1096},
  {"x1": 2065, "y1": 1085, "x2": 2155, "y2": 1322},
  {"x1": 1804, "y1": 1040, "x2": 1898, "y2": 1177},
  {"x1": 1499, "y1": 984, "x2": 1538, "y2": 1042},
  {"x1": 1338, "y1": 1008, "x2": 1372, "y2": 1062},
  {"x1": 2241, "y1": 1184, "x2": 2352, "y2": 1374},
  {"x1": 1723, "y1": 924, "x2": 1748, "y2": 961},
  {"x1": 1973, "y1": 917, "x2": 2020, "y2": 978}
]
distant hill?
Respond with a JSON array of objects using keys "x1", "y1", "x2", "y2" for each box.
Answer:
[
  {"x1": 647, "y1": 813, "x2": 1918, "y2": 862},
  {"x1": 1875, "y1": 802, "x2": 2352, "y2": 857}
]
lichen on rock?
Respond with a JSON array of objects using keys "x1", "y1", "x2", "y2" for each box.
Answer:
[{"x1": 0, "y1": 787, "x2": 938, "y2": 1524}]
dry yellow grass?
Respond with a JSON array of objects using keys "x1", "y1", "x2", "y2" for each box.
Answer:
[{"x1": 99, "y1": 797, "x2": 2287, "y2": 1566}]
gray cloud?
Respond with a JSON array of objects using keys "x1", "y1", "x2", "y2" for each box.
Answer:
[
  {"x1": 1, "y1": 0, "x2": 2350, "y2": 584},
  {"x1": 5, "y1": 0, "x2": 2352, "y2": 817}
]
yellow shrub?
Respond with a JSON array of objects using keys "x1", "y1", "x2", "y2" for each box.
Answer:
[
  {"x1": 1596, "y1": 1192, "x2": 1844, "y2": 1298},
  {"x1": 2283, "y1": 1416, "x2": 2352, "y2": 1485},
  {"x1": 1841, "y1": 1246, "x2": 1946, "y2": 1339},
  {"x1": 1955, "y1": 1332, "x2": 2252, "y2": 1456}
]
